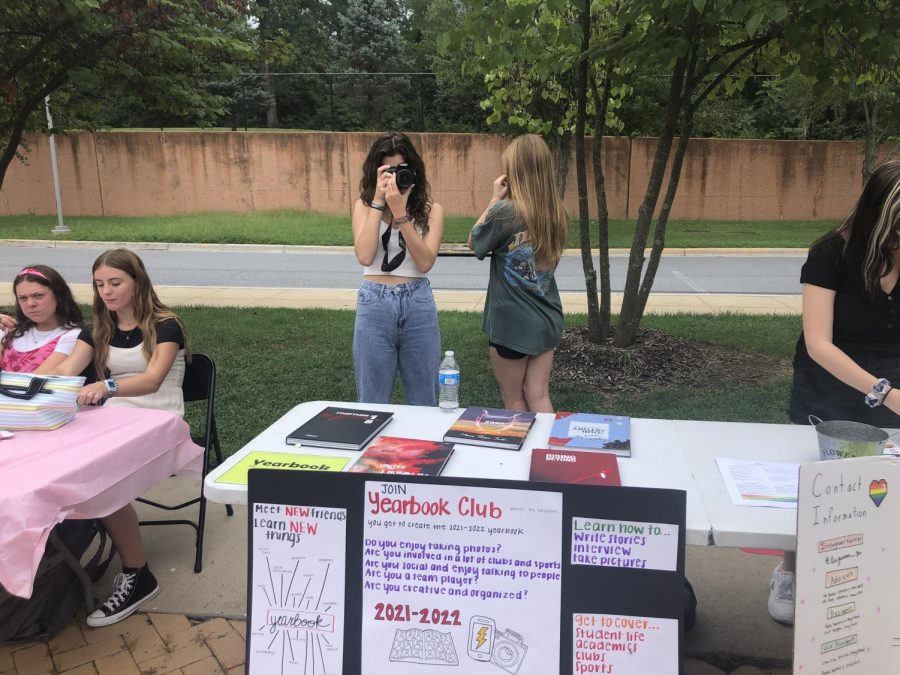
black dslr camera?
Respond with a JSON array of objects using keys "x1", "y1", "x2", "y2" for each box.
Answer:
[{"x1": 386, "y1": 163, "x2": 417, "y2": 191}]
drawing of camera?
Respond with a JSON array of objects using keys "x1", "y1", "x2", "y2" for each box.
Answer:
[{"x1": 490, "y1": 628, "x2": 528, "y2": 674}]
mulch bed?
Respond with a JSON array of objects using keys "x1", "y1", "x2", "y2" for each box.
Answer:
[{"x1": 553, "y1": 325, "x2": 791, "y2": 397}]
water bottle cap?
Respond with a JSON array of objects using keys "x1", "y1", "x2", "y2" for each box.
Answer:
[{"x1": 445, "y1": 350, "x2": 454, "y2": 356}]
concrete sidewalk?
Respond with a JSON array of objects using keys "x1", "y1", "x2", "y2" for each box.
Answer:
[
  {"x1": 1, "y1": 284, "x2": 802, "y2": 316},
  {"x1": 1, "y1": 238, "x2": 808, "y2": 258}
]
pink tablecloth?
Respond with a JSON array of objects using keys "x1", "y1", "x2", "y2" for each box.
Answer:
[{"x1": 0, "y1": 406, "x2": 203, "y2": 598}]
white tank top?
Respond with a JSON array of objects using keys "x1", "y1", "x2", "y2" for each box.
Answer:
[
  {"x1": 361, "y1": 220, "x2": 427, "y2": 278},
  {"x1": 103, "y1": 345, "x2": 186, "y2": 417}
]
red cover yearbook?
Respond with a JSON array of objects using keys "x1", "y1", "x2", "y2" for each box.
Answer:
[
  {"x1": 348, "y1": 437, "x2": 455, "y2": 476},
  {"x1": 529, "y1": 448, "x2": 621, "y2": 486}
]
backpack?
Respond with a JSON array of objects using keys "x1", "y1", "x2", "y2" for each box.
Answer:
[
  {"x1": 0, "y1": 519, "x2": 114, "y2": 644},
  {"x1": 684, "y1": 578, "x2": 698, "y2": 632}
]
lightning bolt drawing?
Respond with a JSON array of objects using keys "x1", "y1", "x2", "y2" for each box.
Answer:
[{"x1": 476, "y1": 626, "x2": 488, "y2": 649}]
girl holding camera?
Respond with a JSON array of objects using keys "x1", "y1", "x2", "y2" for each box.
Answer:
[
  {"x1": 468, "y1": 134, "x2": 568, "y2": 413},
  {"x1": 352, "y1": 132, "x2": 444, "y2": 405}
]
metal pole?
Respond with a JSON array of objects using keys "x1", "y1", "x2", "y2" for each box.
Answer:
[{"x1": 44, "y1": 96, "x2": 70, "y2": 234}]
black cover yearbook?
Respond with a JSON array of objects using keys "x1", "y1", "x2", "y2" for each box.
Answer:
[{"x1": 285, "y1": 406, "x2": 393, "y2": 450}]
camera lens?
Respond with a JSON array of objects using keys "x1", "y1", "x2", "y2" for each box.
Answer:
[{"x1": 388, "y1": 164, "x2": 417, "y2": 191}]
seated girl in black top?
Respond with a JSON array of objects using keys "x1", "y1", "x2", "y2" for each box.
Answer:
[{"x1": 55, "y1": 248, "x2": 189, "y2": 628}]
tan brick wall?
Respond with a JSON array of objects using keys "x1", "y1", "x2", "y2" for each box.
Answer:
[{"x1": 0, "y1": 130, "x2": 872, "y2": 220}]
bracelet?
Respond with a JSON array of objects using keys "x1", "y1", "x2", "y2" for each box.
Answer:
[
  {"x1": 369, "y1": 201, "x2": 386, "y2": 212},
  {"x1": 392, "y1": 215, "x2": 413, "y2": 226},
  {"x1": 103, "y1": 378, "x2": 119, "y2": 397},
  {"x1": 864, "y1": 378, "x2": 891, "y2": 408}
]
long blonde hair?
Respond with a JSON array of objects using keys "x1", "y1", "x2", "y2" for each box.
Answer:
[
  {"x1": 91, "y1": 248, "x2": 189, "y2": 376},
  {"x1": 502, "y1": 134, "x2": 569, "y2": 265}
]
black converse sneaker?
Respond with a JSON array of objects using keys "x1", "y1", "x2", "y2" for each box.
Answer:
[{"x1": 86, "y1": 565, "x2": 159, "y2": 627}]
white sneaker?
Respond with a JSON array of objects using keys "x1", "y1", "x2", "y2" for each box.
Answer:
[{"x1": 767, "y1": 562, "x2": 795, "y2": 624}]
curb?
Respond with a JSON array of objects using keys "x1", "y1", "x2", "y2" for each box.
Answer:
[{"x1": 1, "y1": 239, "x2": 807, "y2": 257}]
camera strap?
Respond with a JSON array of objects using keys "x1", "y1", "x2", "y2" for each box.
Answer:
[{"x1": 381, "y1": 226, "x2": 407, "y2": 272}]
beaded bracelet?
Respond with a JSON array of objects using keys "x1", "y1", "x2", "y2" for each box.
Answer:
[
  {"x1": 864, "y1": 378, "x2": 891, "y2": 408},
  {"x1": 392, "y1": 215, "x2": 413, "y2": 226}
]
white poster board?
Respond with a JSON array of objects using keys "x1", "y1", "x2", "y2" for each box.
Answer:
[
  {"x1": 794, "y1": 456, "x2": 900, "y2": 674},
  {"x1": 362, "y1": 481, "x2": 563, "y2": 673},
  {"x1": 248, "y1": 503, "x2": 347, "y2": 674}
]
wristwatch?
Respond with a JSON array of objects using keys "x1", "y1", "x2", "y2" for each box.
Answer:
[{"x1": 103, "y1": 379, "x2": 119, "y2": 397}]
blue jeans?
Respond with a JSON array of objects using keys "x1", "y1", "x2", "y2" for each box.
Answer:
[{"x1": 353, "y1": 278, "x2": 440, "y2": 406}]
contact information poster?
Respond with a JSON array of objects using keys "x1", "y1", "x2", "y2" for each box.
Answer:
[
  {"x1": 361, "y1": 481, "x2": 562, "y2": 673},
  {"x1": 247, "y1": 468, "x2": 686, "y2": 675}
]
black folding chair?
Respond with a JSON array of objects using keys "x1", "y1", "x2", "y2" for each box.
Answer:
[{"x1": 136, "y1": 353, "x2": 233, "y2": 572}]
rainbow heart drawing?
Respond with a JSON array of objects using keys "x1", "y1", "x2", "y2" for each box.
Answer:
[{"x1": 869, "y1": 479, "x2": 888, "y2": 507}]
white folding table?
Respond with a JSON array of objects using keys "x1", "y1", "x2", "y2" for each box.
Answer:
[
  {"x1": 204, "y1": 401, "x2": 715, "y2": 546},
  {"x1": 673, "y1": 420, "x2": 819, "y2": 551}
]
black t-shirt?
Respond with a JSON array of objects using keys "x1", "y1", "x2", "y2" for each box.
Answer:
[
  {"x1": 78, "y1": 318, "x2": 185, "y2": 349},
  {"x1": 794, "y1": 236, "x2": 900, "y2": 369}
]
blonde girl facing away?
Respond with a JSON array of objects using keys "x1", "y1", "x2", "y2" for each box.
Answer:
[
  {"x1": 467, "y1": 134, "x2": 568, "y2": 412},
  {"x1": 55, "y1": 248, "x2": 189, "y2": 627}
]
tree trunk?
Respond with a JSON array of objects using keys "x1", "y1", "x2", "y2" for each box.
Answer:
[
  {"x1": 862, "y1": 98, "x2": 878, "y2": 186},
  {"x1": 0, "y1": 73, "x2": 68, "y2": 193},
  {"x1": 613, "y1": 54, "x2": 687, "y2": 347},
  {"x1": 574, "y1": 0, "x2": 600, "y2": 340},
  {"x1": 265, "y1": 71, "x2": 279, "y2": 128},
  {"x1": 633, "y1": 115, "x2": 695, "y2": 324},
  {"x1": 590, "y1": 74, "x2": 613, "y2": 343},
  {"x1": 556, "y1": 131, "x2": 572, "y2": 199}
]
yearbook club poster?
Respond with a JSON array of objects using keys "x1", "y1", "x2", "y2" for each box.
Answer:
[{"x1": 247, "y1": 470, "x2": 687, "y2": 674}]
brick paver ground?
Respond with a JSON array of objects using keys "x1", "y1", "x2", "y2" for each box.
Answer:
[
  {"x1": 0, "y1": 611, "x2": 793, "y2": 675},
  {"x1": 0, "y1": 613, "x2": 246, "y2": 675}
]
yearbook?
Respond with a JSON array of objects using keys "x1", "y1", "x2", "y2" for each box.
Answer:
[
  {"x1": 529, "y1": 448, "x2": 621, "y2": 486},
  {"x1": 442, "y1": 406, "x2": 536, "y2": 450},
  {"x1": 285, "y1": 406, "x2": 393, "y2": 450},
  {"x1": 548, "y1": 412, "x2": 632, "y2": 457},
  {"x1": 348, "y1": 436, "x2": 455, "y2": 476}
]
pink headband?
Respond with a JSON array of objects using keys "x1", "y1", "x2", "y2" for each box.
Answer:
[{"x1": 16, "y1": 267, "x2": 49, "y2": 281}]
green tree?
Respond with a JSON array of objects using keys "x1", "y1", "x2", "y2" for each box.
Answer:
[
  {"x1": 410, "y1": 0, "x2": 489, "y2": 132},
  {"x1": 449, "y1": 0, "x2": 583, "y2": 192},
  {"x1": 455, "y1": 0, "x2": 894, "y2": 347},
  {"x1": 790, "y1": 0, "x2": 900, "y2": 183},
  {"x1": 0, "y1": 0, "x2": 253, "y2": 191},
  {"x1": 249, "y1": 0, "x2": 343, "y2": 130},
  {"x1": 331, "y1": 0, "x2": 415, "y2": 130}
]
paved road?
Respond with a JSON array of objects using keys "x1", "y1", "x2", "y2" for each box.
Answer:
[{"x1": 0, "y1": 245, "x2": 805, "y2": 294}]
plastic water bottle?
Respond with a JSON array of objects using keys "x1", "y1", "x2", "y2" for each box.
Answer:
[{"x1": 438, "y1": 351, "x2": 460, "y2": 412}]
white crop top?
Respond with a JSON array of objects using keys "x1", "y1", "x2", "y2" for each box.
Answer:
[{"x1": 362, "y1": 220, "x2": 427, "y2": 278}]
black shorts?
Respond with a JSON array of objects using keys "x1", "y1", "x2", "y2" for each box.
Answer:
[
  {"x1": 789, "y1": 352, "x2": 900, "y2": 426},
  {"x1": 489, "y1": 341, "x2": 528, "y2": 360}
]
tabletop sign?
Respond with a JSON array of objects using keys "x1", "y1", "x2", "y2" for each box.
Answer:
[
  {"x1": 247, "y1": 469, "x2": 687, "y2": 675},
  {"x1": 794, "y1": 456, "x2": 900, "y2": 675}
]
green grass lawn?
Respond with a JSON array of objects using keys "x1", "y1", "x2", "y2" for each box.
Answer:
[
  {"x1": 0, "y1": 303, "x2": 798, "y2": 456},
  {"x1": 0, "y1": 211, "x2": 835, "y2": 248},
  {"x1": 161, "y1": 307, "x2": 800, "y2": 459}
]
